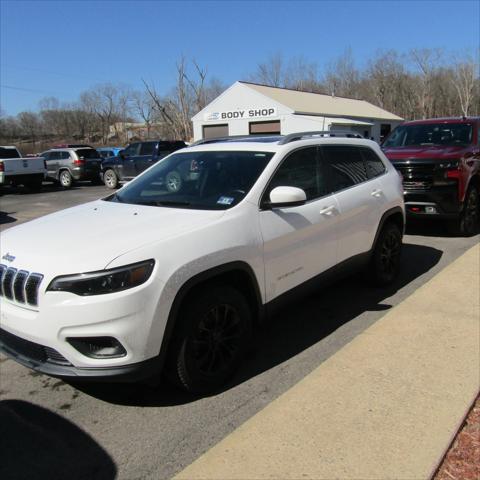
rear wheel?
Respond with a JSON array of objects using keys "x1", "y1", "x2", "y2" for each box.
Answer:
[
  {"x1": 103, "y1": 169, "x2": 118, "y2": 189},
  {"x1": 367, "y1": 222, "x2": 402, "y2": 286},
  {"x1": 166, "y1": 285, "x2": 252, "y2": 393},
  {"x1": 59, "y1": 170, "x2": 73, "y2": 189},
  {"x1": 458, "y1": 187, "x2": 479, "y2": 237}
]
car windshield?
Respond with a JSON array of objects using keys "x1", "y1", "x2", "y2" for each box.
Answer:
[
  {"x1": 105, "y1": 150, "x2": 274, "y2": 210},
  {"x1": 383, "y1": 123, "x2": 473, "y2": 147}
]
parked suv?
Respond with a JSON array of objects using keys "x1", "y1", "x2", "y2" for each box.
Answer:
[
  {"x1": 0, "y1": 132, "x2": 404, "y2": 393},
  {"x1": 101, "y1": 140, "x2": 187, "y2": 189},
  {"x1": 383, "y1": 117, "x2": 480, "y2": 235},
  {"x1": 41, "y1": 147, "x2": 103, "y2": 188}
]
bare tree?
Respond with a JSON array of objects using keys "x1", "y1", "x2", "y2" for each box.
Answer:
[
  {"x1": 132, "y1": 90, "x2": 155, "y2": 138},
  {"x1": 324, "y1": 48, "x2": 360, "y2": 98},
  {"x1": 250, "y1": 53, "x2": 286, "y2": 87},
  {"x1": 451, "y1": 53, "x2": 479, "y2": 116},
  {"x1": 17, "y1": 112, "x2": 42, "y2": 146}
]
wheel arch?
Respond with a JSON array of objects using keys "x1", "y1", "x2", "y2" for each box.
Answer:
[
  {"x1": 158, "y1": 261, "x2": 264, "y2": 364},
  {"x1": 371, "y1": 206, "x2": 405, "y2": 250}
]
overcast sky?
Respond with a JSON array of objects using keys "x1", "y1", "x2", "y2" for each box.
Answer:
[{"x1": 1, "y1": 0, "x2": 479, "y2": 115}]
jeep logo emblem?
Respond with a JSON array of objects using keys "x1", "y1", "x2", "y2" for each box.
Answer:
[{"x1": 2, "y1": 253, "x2": 15, "y2": 262}]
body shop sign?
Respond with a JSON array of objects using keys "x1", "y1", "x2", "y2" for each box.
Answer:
[{"x1": 204, "y1": 108, "x2": 277, "y2": 121}]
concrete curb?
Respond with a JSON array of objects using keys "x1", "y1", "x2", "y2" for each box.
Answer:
[{"x1": 175, "y1": 244, "x2": 480, "y2": 480}]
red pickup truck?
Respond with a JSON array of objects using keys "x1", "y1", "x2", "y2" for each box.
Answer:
[{"x1": 382, "y1": 117, "x2": 480, "y2": 236}]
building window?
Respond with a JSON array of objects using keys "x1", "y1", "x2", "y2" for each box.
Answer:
[
  {"x1": 203, "y1": 124, "x2": 229, "y2": 139},
  {"x1": 249, "y1": 121, "x2": 280, "y2": 135}
]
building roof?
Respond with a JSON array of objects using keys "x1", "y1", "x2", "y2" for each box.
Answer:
[{"x1": 239, "y1": 81, "x2": 403, "y2": 121}]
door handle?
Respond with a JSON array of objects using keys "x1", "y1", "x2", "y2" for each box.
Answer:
[
  {"x1": 371, "y1": 189, "x2": 383, "y2": 198},
  {"x1": 319, "y1": 205, "x2": 335, "y2": 216}
]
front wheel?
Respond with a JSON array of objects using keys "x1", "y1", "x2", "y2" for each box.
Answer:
[
  {"x1": 59, "y1": 170, "x2": 73, "y2": 189},
  {"x1": 367, "y1": 222, "x2": 402, "y2": 286},
  {"x1": 103, "y1": 169, "x2": 119, "y2": 189},
  {"x1": 166, "y1": 285, "x2": 252, "y2": 393},
  {"x1": 458, "y1": 187, "x2": 479, "y2": 237}
]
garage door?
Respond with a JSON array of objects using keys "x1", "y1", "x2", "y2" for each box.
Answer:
[
  {"x1": 203, "y1": 124, "x2": 229, "y2": 139},
  {"x1": 249, "y1": 121, "x2": 281, "y2": 135}
]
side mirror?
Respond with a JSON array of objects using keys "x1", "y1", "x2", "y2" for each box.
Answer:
[{"x1": 268, "y1": 186, "x2": 307, "y2": 208}]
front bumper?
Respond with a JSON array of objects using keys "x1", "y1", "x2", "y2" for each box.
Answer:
[
  {"x1": 403, "y1": 185, "x2": 461, "y2": 219},
  {"x1": 0, "y1": 327, "x2": 161, "y2": 382}
]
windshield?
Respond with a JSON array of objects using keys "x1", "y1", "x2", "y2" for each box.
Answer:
[
  {"x1": 383, "y1": 123, "x2": 473, "y2": 148},
  {"x1": 105, "y1": 150, "x2": 274, "y2": 210}
]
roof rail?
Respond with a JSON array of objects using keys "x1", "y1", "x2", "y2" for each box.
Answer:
[
  {"x1": 278, "y1": 130, "x2": 364, "y2": 145},
  {"x1": 189, "y1": 135, "x2": 254, "y2": 147}
]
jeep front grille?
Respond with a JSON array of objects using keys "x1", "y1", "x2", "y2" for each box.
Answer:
[{"x1": 0, "y1": 264, "x2": 43, "y2": 307}]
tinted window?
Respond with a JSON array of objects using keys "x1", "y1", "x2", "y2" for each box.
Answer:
[
  {"x1": 75, "y1": 148, "x2": 99, "y2": 159},
  {"x1": 361, "y1": 147, "x2": 386, "y2": 178},
  {"x1": 140, "y1": 142, "x2": 155, "y2": 156},
  {"x1": 40, "y1": 151, "x2": 50, "y2": 160},
  {"x1": 266, "y1": 147, "x2": 326, "y2": 201},
  {"x1": 61, "y1": 151, "x2": 70, "y2": 160},
  {"x1": 0, "y1": 148, "x2": 21, "y2": 159},
  {"x1": 107, "y1": 150, "x2": 273, "y2": 210},
  {"x1": 322, "y1": 146, "x2": 368, "y2": 192},
  {"x1": 49, "y1": 151, "x2": 62, "y2": 160}
]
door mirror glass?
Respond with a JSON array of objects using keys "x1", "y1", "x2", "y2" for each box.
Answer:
[{"x1": 269, "y1": 186, "x2": 306, "y2": 207}]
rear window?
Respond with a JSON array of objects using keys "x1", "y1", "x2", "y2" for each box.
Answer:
[
  {"x1": 0, "y1": 147, "x2": 20, "y2": 159},
  {"x1": 75, "y1": 148, "x2": 100, "y2": 159}
]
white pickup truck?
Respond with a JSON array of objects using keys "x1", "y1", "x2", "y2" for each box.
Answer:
[{"x1": 0, "y1": 146, "x2": 46, "y2": 190}]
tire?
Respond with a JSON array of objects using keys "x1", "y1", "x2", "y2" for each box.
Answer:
[
  {"x1": 59, "y1": 170, "x2": 73, "y2": 189},
  {"x1": 166, "y1": 285, "x2": 252, "y2": 393},
  {"x1": 165, "y1": 170, "x2": 182, "y2": 193},
  {"x1": 103, "y1": 169, "x2": 118, "y2": 189},
  {"x1": 458, "y1": 187, "x2": 479, "y2": 237},
  {"x1": 367, "y1": 222, "x2": 402, "y2": 286}
]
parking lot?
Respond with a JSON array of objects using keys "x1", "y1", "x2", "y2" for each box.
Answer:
[{"x1": 0, "y1": 182, "x2": 479, "y2": 480}]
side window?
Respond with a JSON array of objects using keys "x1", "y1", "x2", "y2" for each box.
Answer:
[
  {"x1": 49, "y1": 152, "x2": 61, "y2": 160},
  {"x1": 361, "y1": 147, "x2": 386, "y2": 179},
  {"x1": 140, "y1": 142, "x2": 155, "y2": 156},
  {"x1": 322, "y1": 146, "x2": 368, "y2": 192},
  {"x1": 41, "y1": 152, "x2": 50, "y2": 160},
  {"x1": 123, "y1": 143, "x2": 140, "y2": 157},
  {"x1": 265, "y1": 147, "x2": 326, "y2": 201},
  {"x1": 61, "y1": 151, "x2": 70, "y2": 160}
]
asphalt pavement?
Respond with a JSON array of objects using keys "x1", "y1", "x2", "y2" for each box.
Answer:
[{"x1": 1, "y1": 182, "x2": 479, "y2": 480}]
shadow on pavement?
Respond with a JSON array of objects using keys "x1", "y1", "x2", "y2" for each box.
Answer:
[
  {"x1": 0, "y1": 399, "x2": 116, "y2": 480},
  {"x1": 0, "y1": 211, "x2": 17, "y2": 225},
  {"x1": 72, "y1": 241, "x2": 443, "y2": 407}
]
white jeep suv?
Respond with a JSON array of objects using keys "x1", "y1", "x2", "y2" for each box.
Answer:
[{"x1": 0, "y1": 132, "x2": 405, "y2": 393}]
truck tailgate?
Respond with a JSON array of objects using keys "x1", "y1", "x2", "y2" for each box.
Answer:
[{"x1": 2, "y1": 157, "x2": 46, "y2": 175}]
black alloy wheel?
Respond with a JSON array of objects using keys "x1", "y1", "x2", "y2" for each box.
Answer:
[
  {"x1": 368, "y1": 222, "x2": 402, "y2": 286},
  {"x1": 167, "y1": 285, "x2": 252, "y2": 393},
  {"x1": 192, "y1": 303, "x2": 243, "y2": 377}
]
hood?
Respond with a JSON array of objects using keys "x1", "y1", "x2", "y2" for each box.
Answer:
[
  {"x1": 383, "y1": 145, "x2": 469, "y2": 162},
  {"x1": 0, "y1": 200, "x2": 225, "y2": 275}
]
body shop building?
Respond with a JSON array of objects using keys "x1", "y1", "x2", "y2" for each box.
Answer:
[{"x1": 192, "y1": 81, "x2": 403, "y2": 142}]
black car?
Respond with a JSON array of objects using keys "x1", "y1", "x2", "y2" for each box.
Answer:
[{"x1": 101, "y1": 140, "x2": 187, "y2": 189}]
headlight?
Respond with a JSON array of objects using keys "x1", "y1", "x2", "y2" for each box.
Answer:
[{"x1": 47, "y1": 260, "x2": 155, "y2": 296}]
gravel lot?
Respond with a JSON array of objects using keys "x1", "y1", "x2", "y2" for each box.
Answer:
[{"x1": 1, "y1": 182, "x2": 479, "y2": 480}]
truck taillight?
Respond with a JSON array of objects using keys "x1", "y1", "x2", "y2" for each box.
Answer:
[{"x1": 0, "y1": 161, "x2": 4, "y2": 172}]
